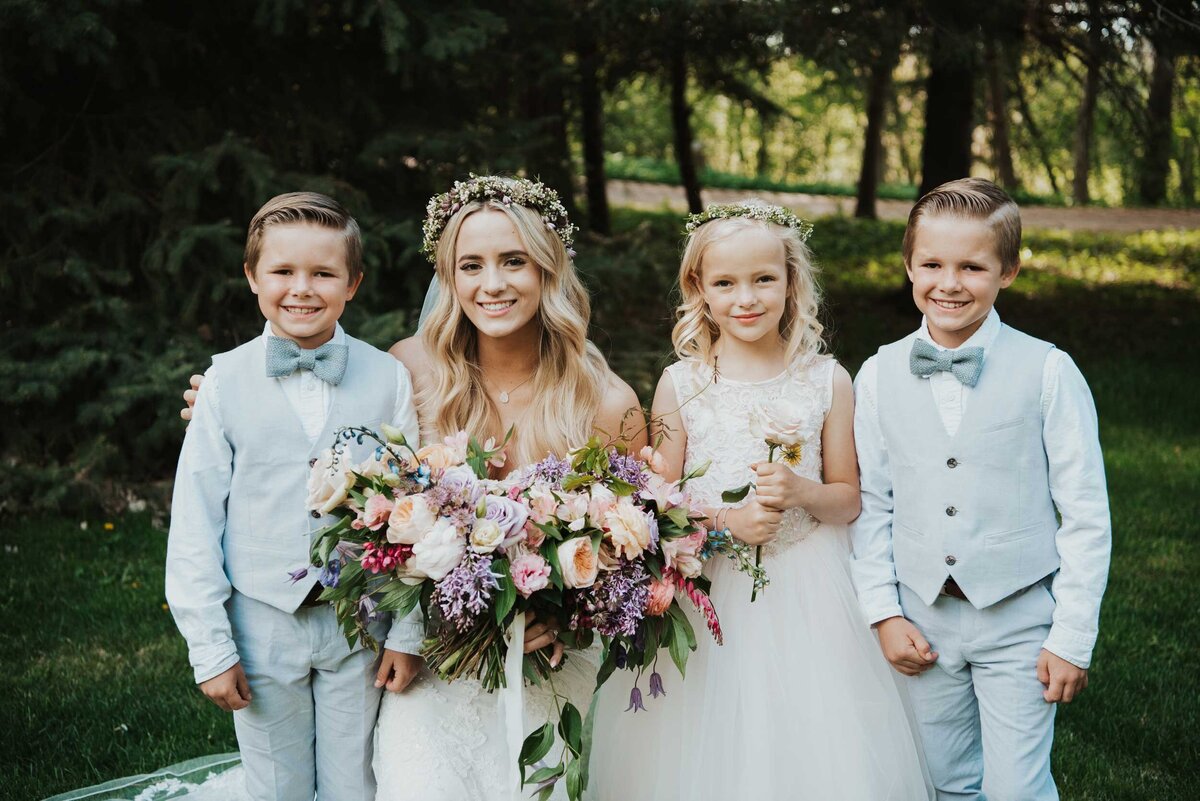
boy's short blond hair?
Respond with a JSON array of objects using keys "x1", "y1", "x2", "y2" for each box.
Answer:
[
  {"x1": 244, "y1": 192, "x2": 363, "y2": 281},
  {"x1": 903, "y1": 178, "x2": 1022, "y2": 275}
]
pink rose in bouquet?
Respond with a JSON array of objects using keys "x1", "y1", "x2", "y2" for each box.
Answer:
[
  {"x1": 354, "y1": 493, "x2": 394, "y2": 531},
  {"x1": 510, "y1": 552, "x2": 552, "y2": 598},
  {"x1": 662, "y1": 529, "x2": 705, "y2": 579}
]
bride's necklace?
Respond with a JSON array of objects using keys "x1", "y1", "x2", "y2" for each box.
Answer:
[{"x1": 491, "y1": 371, "x2": 535, "y2": 404}]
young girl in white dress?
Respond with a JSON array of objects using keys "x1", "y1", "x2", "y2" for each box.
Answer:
[{"x1": 589, "y1": 203, "x2": 933, "y2": 800}]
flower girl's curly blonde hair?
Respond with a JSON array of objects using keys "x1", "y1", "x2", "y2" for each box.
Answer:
[{"x1": 671, "y1": 212, "x2": 825, "y2": 366}]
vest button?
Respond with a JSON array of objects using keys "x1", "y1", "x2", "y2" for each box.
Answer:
[
  {"x1": 945, "y1": 555, "x2": 957, "y2": 566},
  {"x1": 947, "y1": 457, "x2": 958, "y2": 468},
  {"x1": 945, "y1": 506, "x2": 957, "y2": 516}
]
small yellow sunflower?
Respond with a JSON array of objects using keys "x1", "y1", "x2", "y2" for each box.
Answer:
[{"x1": 779, "y1": 443, "x2": 804, "y2": 466}]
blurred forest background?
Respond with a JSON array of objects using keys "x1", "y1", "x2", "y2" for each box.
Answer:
[
  {"x1": 2, "y1": 0, "x2": 1198, "y2": 513},
  {"x1": 4, "y1": 4, "x2": 1200, "y2": 799}
]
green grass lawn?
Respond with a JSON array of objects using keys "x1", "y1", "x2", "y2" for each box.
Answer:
[{"x1": 3, "y1": 211, "x2": 1197, "y2": 800}]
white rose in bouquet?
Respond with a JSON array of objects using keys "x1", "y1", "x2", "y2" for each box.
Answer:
[
  {"x1": 307, "y1": 451, "x2": 355, "y2": 515},
  {"x1": 469, "y1": 518, "x2": 505, "y2": 554},
  {"x1": 404, "y1": 518, "x2": 466, "y2": 582}
]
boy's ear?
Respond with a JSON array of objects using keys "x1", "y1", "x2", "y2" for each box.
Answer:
[
  {"x1": 903, "y1": 259, "x2": 915, "y2": 283},
  {"x1": 244, "y1": 262, "x2": 260, "y2": 293},
  {"x1": 1000, "y1": 262, "x2": 1021, "y2": 288},
  {"x1": 345, "y1": 271, "x2": 364, "y2": 300}
]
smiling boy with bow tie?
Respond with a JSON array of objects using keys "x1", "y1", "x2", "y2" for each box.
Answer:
[
  {"x1": 850, "y1": 178, "x2": 1111, "y2": 800},
  {"x1": 166, "y1": 192, "x2": 422, "y2": 801}
]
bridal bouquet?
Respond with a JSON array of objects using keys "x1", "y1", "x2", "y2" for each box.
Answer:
[{"x1": 298, "y1": 426, "x2": 725, "y2": 800}]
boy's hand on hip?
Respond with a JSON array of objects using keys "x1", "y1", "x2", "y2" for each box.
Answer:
[
  {"x1": 1037, "y1": 649, "x2": 1088, "y2": 703},
  {"x1": 200, "y1": 662, "x2": 251, "y2": 711},
  {"x1": 875, "y1": 616, "x2": 938, "y2": 676},
  {"x1": 181, "y1": 374, "x2": 203, "y2": 421},
  {"x1": 376, "y1": 649, "x2": 423, "y2": 693}
]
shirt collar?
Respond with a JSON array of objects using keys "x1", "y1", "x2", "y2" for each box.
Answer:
[
  {"x1": 261, "y1": 321, "x2": 345, "y2": 348},
  {"x1": 916, "y1": 308, "x2": 1001, "y2": 353}
]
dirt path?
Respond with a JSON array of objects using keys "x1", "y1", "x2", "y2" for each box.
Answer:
[{"x1": 608, "y1": 179, "x2": 1200, "y2": 233}]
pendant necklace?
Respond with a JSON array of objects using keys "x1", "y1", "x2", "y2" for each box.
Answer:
[{"x1": 495, "y1": 372, "x2": 535, "y2": 404}]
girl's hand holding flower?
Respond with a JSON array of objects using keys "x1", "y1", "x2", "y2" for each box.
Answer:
[
  {"x1": 752, "y1": 461, "x2": 816, "y2": 512},
  {"x1": 725, "y1": 499, "x2": 782, "y2": 546}
]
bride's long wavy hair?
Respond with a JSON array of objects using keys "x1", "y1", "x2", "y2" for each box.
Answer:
[
  {"x1": 672, "y1": 215, "x2": 825, "y2": 366},
  {"x1": 420, "y1": 189, "x2": 609, "y2": 466}
]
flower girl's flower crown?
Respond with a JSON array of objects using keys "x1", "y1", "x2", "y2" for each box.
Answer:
[
  {"x1": 684, "y1": 201, "x2": 814, "y2": 241},
  {"x1": 421, "y1": 174, "x2": 578, "y2": 263}
]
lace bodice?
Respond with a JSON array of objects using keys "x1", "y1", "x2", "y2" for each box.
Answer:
[{"x1": 667, "y1": 356, "x2": 836, "y2": 556}]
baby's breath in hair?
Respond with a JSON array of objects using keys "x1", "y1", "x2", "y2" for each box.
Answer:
[
  {"x1": 421, "y1": 174, "x2": 577, "y2": 263},
  {"x1": 684, "y1": 201, "x2": 814, "y2": 241}
]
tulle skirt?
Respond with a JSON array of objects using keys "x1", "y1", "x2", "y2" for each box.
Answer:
[{"x1": 588, "y1": 523, "x2": 934, "y2": 801}]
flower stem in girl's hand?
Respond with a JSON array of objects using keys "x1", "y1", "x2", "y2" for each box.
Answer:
[{"x1": 721, "y1": 442, "x2": 782, "y2": 601}]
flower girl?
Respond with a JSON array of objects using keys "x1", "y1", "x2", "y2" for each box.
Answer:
[{"x1": 589, "y1": 202, "x2": 932, "y2": 800}]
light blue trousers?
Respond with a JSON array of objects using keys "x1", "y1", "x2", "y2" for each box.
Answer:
[
  {"x1": 228, "y1": 591, "x2": 384, "y2": 801},
  {"x1": 900, "y1": 581, "x2": 1058, "y2": 801}
]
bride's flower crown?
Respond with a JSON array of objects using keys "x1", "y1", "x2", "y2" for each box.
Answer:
[
  {"x1": 421, "y1": 174, "x2": 578, "y2": 263},
  {"x1": 684, "y1": 201, "x2": 814, "y2": 241}
]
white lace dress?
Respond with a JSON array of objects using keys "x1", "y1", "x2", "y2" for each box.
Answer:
[
  {"x1": 372, "y1": 643, "x2": 599, "y2": 800},
  {"x1": 588, "y1": 357, "x2": 933, "y2": 801}
]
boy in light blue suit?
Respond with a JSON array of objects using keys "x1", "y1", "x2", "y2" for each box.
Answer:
[
  {"x1": 851, "y1": 178, "x2": 1111, "y2": 800},
  {"x1": 166, "y1": 192, "x2": 422, "y2": 801}
]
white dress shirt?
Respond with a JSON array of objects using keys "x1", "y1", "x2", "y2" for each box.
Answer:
[
  {"x1": 851, "y1": 310, "x2": 1111, "y2": 668},
  {"x1": 174, "y1": 323, "x2": 422, "y2": 672}
]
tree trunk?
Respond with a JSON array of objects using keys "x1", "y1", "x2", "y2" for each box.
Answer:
[
  {"x1": 1139, "y1": 38, "x2": 1176, "y2": 205},
  {"x1": 856, "y1": 45, "x2": 897, "y2": 218},
  {"x1": 576, "y1": 23, "x2": 610, "y2": 235},
  {"x1": 1072, "y1": 13, "x2": 1103, "y2": 205},
  {"x1": 918, "y1": 26, "x2": 977, "y2": 197},
  {"x1": 1180, "y1": 130, "x2": 1196, "y2": 204},
  {"x1": 1013, "y1": 77, "x2": 1062, "y2": 196},
  {"x1": 669, "y1": 43, "x2": 703, "y2": 213},
  {"x1": 985, "y1": 41, "x2": 1017, "y2": 191},
  {"x1": 1072, "y1": 63, "x2": 1100, "y2": 204},
  {"x1": 756, "y1": 109, "x2": 773, "y2": 178},
  {"x1": 521, "y1": 71, "x2": 577, "y2": 220}
]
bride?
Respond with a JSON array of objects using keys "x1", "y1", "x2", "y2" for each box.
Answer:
[{"x1": 372, "y1": 175, "x2": 644, "y2": 800}]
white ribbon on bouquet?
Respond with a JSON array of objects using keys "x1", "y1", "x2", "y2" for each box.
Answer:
[{"x1": 500, "y1": 612, "x2": 526, "y2": 801}]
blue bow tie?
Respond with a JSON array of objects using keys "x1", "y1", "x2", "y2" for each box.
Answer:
[
  {"x1": 909, "y1": 338, "x2": 985, "y2": 387},
  {"x1": 265, "y1": 336, "x2": 348, "y2": 385}
]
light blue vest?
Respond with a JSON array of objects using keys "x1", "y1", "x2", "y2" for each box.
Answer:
[
  {"x1": 877, "y1": 325, "x2": 1060, "y2": 609},
  {"x1": 212, "y1": 334, "x2": 397, "y2": 613}
]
